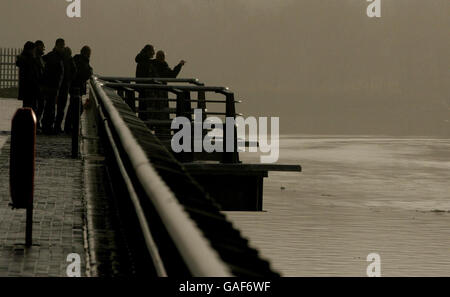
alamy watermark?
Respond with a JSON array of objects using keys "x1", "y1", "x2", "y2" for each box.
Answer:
[
  {"x1": 66, "y1": 0, "x2": 81, "y2": 18},
  {"x1": 366, "y1": 253, "x2": 381, "y2": 277},
  {"x1": 66, "y1": 253, "x2": 81, "y2": 277},
  {"x1": 367, "y1": 0, "x2": 381, "y2": 18},
  {"x1": 171, "y1": 109, "x2": 280, "y2": 164}
]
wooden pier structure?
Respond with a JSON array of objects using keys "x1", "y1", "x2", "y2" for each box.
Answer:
[{"x1": 95, "y1": 75, "x2": 301, "y2": 211}]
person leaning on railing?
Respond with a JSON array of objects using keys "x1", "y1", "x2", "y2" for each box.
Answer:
[
  {"x1": 152, "y1": 50, "x2": 186, "y2": 137},
  {"x1": 153, "y1": 50, "x2": 185, "y2": 79},
  {"x1": 64, "y1": 46, "x2": 93, "y2": 134}
]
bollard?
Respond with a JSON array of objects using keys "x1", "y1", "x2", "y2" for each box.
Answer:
[
  {"x1": 10, "y1": 108, "x2": 37, "y2": 247},
  {"x1": 71, "y1": 88, "x2": 81, "y2": 159}
]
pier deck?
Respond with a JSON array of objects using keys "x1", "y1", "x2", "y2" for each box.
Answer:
[
  {"x1": 0, "y1": 134, "x2": 86, "y2": 277},
  {"x1": 0, "y1": 99, "x2": 130, "y2": 277}
]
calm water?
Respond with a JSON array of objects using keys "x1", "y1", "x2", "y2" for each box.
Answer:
[
  {"x1": 1, "y1": 100, "x2": 449, "y2": 276},
  {"x1": 226, "y1": 136, "x2": 450, "y2": 276}
]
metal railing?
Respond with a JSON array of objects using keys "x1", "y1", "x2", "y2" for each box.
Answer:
[
  {"x1": 98, "y1": 76, "x2": 204, "y2": 86},
  {"x1": 0, "y1": 48, "x2": 21, "y2": 89},
  {"x1": 97, "y1": 76, "x2": 240, "y2": 163},
  {"x1": 90, "y1": 76, "x2": 232, "y2": 276}
]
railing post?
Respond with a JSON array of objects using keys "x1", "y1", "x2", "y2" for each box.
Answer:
[
  {"x1": 197, "y1": 90, "x2": 206, "y2": 112},
  {"x1": 175, "y1": 91, "x2": 193, "y2": 162},
  {"x1": 197, "y1": 89, "x2": 207, "y2": 139},
  {"x1": 0, "y1": 48, "x2": 2, "y2": 88},
  {"x1": 71, "y1": 88, "x2": 81, "y2": 159},
  {"x1": 223, "y1": 92, "x2": 239, "y2": 163},
  {"x1": 175, "y1": 90, "x2": 186, "y2": 118},
  {"x1": 125, "y1": 90, "x2": 136, "y2": 112},
  {"x1": 137, "y1": 88, "x2": 148, "y2": 121},
  {"x1": 117, "y1": 88, "x2": 124, "y2": 98},
  {"x1": 183, "y1": 91, "x2": 192, "y2": 120}
]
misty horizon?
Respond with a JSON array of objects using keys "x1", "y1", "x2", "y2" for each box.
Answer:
[{"x1": 1, "y1": 0, "x2": 449, "y2": 136}]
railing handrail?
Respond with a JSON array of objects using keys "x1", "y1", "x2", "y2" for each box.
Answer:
[
  {"x1": 101, "y1": 81, "x2": 229, "y2": 93},
  {"x1": 90, "y1": 76, "x2": 232, "y2": 277},
  {"x1": 97, "y1": 76, "x2": 204, "y2": 86},
  {"x1": 89, "y1": 80, "x2": 167, "y2": 276}
]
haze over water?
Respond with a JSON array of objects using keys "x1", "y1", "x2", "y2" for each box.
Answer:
[
  {"x1": 227, "y1": 136, "x2": 450, "y2": 276},
  {"x1": 1, "y1": 1, "x2": 449, "y2": 276},
  {"x1": 1, "y1": 0, "x2": 449, "y2": 135}
]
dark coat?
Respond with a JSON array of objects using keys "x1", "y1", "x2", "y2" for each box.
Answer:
[
  {"x1": 71, "y1": 54, "x2": 92, "y2": 96},
  {"x1": 16, "y1": 53, "x2": 40, "y2": 102},
  {"x1": 35, "y1": 55, "x2": 45, "y2": 85},
  {"x1": 61, "y1": 56, "x2": 77, "y2": 88},
  {"x1": 135, "y1": 52, "x2": 157, "y2": 78},
  {"x1": 153, "y1": 60, "x2": 183, "y2": 78},
  {"x1": 42, "y1": 50, "x2": 64, "y2": 90}
]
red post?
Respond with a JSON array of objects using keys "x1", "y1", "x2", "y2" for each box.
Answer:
[{"x1": 10, "y1": 108, "x2": 36, "y2": 246}]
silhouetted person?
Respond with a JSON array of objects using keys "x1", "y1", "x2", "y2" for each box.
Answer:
[
  {"x1": 16, "y1": 41, "x2": 40, "y2": 112},
  {"x1": 154, "y1": 50, "x2": 185, "y2": 78},
  {"x1": 135, "y1": 44, "x2": 157, "y2": 78},
  {"x1": 35, "y1": 41, "x2": 46, "y2": 71},
  {"x1": 55, "y1": 47, "x2": 77, "y2": 134},
  {"x1": 152, "y1": 50, "x2": 186, "y2": 138},
  {"x1": 42, "y1": 38, "x2": 65, "y2": 134},
  {"x1": 135, "y1": 44, "x2": 157, "y2": 121},
  {"x1": 64, "y1": 46, "x2": 93, "y2": 133},
  {"x1": 34, "y1": 40, "x2": 46, "y2": 131}
]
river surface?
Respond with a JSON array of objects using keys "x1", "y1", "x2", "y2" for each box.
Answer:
[
  {"x1": 226, "y1": 135, "x2": 450, "y2": 276},
  {"x1": 1, "y1": 99, "x2": 449, "y2": 276}
]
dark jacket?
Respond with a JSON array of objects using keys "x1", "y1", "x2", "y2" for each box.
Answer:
[
  {"x1": 71, "y1": 54, "x2": 92, "y2": 96},
  {"x1": 16, "y1": 53, "x2": 40, "y2": 101},
  {"x1": 42, "y1": 50, "x2": 64, "y2": 90},
  {"x1": 135, "y1": 52, "x2": 157, "y2": 78},
  {"x1": 35, "y1": 55, "x2": 45, "y2": 85},
  {"x1": 153, "y1": 60, "x2": 183, "y2": 78},
  {"x1": 61, "y1": 56, "x2": 77, "y2": 88}
]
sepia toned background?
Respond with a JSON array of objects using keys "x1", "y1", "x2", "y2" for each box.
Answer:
[
  {"x1": 1, "y1": 0, "x2": 449, "y2": 135},
  {"x1": 1, "y1": 1, "x2": 449, "y2": 277}
]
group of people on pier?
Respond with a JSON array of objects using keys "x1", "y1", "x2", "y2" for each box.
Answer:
[
  {"x1": 16, "y1": 38, "x2": 92, "y2": 134},
  {"x1": 135, "y1": 44, "x2": 186, "y2": 80},
  {"x1": 134, "y1": 45, "x2": 186, "y2": 128},
  {"x1": 16, "y1": 41, "x2": 185, "y2": 136}
]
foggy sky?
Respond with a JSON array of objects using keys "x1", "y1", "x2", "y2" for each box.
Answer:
[{"x1": 1, "y1": 0, "x2": 449, "y2": 136}]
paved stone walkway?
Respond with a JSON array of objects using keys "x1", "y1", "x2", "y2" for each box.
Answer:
[
  {"x1": 0, "y1": 134, "x2": 86, "y2": 277},
  {"x1": 0, "y1": 99, "x2": 22, "y2": 149},
  {"x1": 0, "y1": 97, "x2": 134, "y2": 277}
]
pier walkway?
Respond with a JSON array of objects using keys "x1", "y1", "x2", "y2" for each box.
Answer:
[
  {"x1": 0, "y1": 72, "x2": 292, "y2": 277},
  {"x1": 0, "y1": 98, "x2": 130, "y2": 277},
  {"x1": 0, "y1": 134, "x2": 86, "y2": 277}
]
